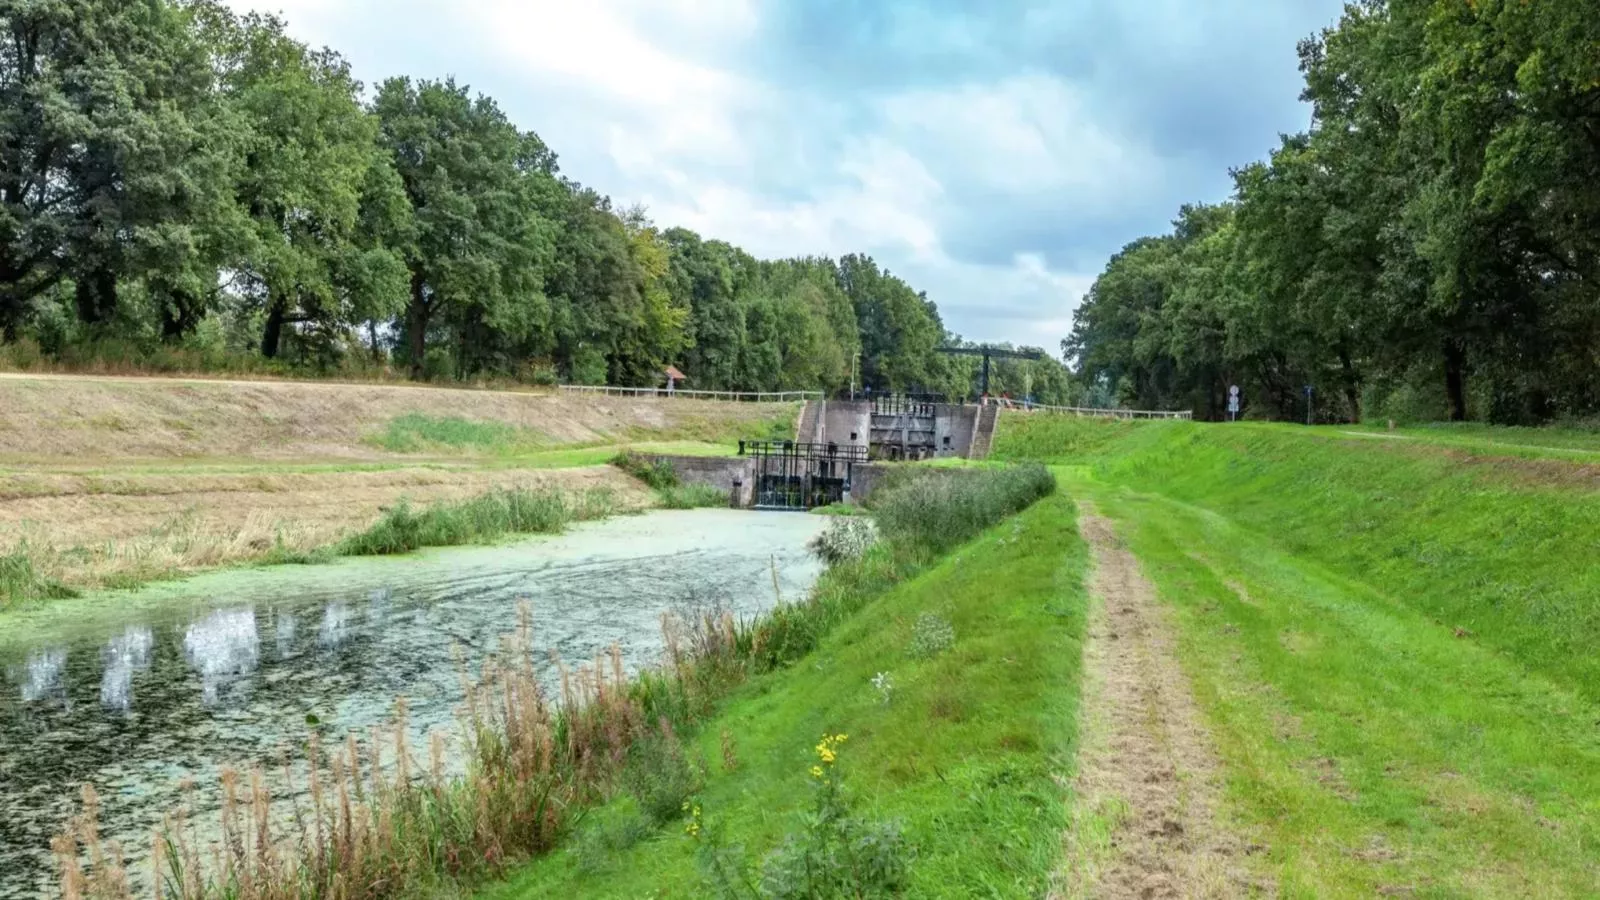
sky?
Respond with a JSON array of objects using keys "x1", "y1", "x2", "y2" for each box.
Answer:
[{"x1": 224, "y1": 0, "x2": 1346, "y2": 356}]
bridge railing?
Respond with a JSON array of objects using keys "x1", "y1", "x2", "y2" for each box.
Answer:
[
  {"x1": 991, "y1": 398, "x2": 1193, "y2": 420},
  {"x1": 558, "y1": 385, "x2": 820, "y2": 403}
]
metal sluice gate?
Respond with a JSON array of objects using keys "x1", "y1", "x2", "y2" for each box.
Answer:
[{"x1": 737, "y1": 440, "x2": 869, "y2": 511}]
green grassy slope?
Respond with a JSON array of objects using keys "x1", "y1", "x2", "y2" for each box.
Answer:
[
  {"x1": 993, "y1": 416, "x2": 1600, "y2": 896},
  {"x1": 994, "y1": 417, "x2": 1600, "y2": 703},
  {"x1": 485, "y1": 494, "x2": 1090, "y2": 899}
]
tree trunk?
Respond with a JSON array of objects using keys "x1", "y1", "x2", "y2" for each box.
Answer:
[
  {"x1": 407, "y1": 271, "x2": 430, "y2": 381},
  {"x1": 74, "y1": 266, "x2": 117, "y2": 324},
  {"x1": 260, "y1": 300, "x2": 286, "y2": 359},
  {"x1": 1443, "y1": 340, "x2": 1468, "y2": 422},
  {"x1": 1338, "y1": 346, "x2": 1361, "y2": 423}
]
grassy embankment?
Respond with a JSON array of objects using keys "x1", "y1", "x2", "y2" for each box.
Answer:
[
  {"x1": 482, "y1": 463, "x2": 1082, "y2": 899},
  {"x1": 993, "y1": 416, "x2": 1600, "y2": 897},
  {"x1": 54, "y1": 464, "x2": 1073, "y2": 899},
  {"x1": 0, "y1": 375, "x2": 798, "y2": 606}
]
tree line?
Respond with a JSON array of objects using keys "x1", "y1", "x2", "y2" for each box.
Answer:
[
  {"x1": 1067, "y1": 0, "x2": 1599, "y2": 424},
  {"x1": 0, "y1": 0, "x2": 1078, "y2": 403}
]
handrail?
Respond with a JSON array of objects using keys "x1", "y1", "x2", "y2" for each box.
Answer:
[
  {"x1": 992, "y1": 398, "x2": 1193, "y2": 420},
  {"x1": 558, "y1": 385, "x2": 820, "y2": 402}
]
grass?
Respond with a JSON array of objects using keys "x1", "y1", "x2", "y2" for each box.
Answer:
[
  {"x1": 610, "y1": 452, "x2": 732, "y2": 510},
  {"x1": 482, "y1": 490, "x2": 1088, "y2": 899},
  {"x1": 993, "y1": 414, "x2": 1600, "y2": 896},
  {"x1": 373, "y1": 413, "x2": 534, "y2": 454},
  {"x1": 337, "y1": 487, "x2": 620, "y2": 556},
  {"x1": 993, "y1": 416, "x2": 1600, "y2": 702},
  {"x1": 0, "y1": 548, "x2": 78, "y2": 608},
  {"x1": 54, "y1": 465, "x2": 1067, "y2": 899}
]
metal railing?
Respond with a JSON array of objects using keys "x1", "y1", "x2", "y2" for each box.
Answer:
[
  {"x1": 994, "y1": 398, "x2": 1193, "y2": 420},
  {"x1": 558, "y1": 385, "x2": 820, "y2": 402}
]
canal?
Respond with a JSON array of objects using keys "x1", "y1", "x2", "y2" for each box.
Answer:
[{"x1": 0, "y1": 509, "x2": 828, "y2": 896}]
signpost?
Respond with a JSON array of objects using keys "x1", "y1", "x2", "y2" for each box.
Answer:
[
  {"x1": 1228, "y1": 385, "x2": 1240, "y2": 422},
  {"x1": 1304, "y1": 384, "x2": 1315, "y2": 426}
]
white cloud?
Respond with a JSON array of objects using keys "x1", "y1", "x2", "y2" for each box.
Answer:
[
  {"x1": 880, "y1": 73, "x2": 1163, "y2": 209},
  {"x1": 219, "y1": 0, "x2": 1107, "y2": 351}
]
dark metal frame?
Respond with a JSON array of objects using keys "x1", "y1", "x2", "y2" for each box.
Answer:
[{"x1": 738, "y1": 440, "x2": 868, "y2": 510}]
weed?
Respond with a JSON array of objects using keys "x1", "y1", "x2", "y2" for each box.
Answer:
[
  {"x1": 807, "y1": 518, "x2": 877, "y2": 566},
  {"x1": 658, "y1": 484, "x2": 731, "y2": 509},
  {"x1": 373, "y1": 413, "x2": 529, "y2": 454},
  {"x1": 620, "y1": 719, "x2": 704, "y2": 827},
  {"x1": 871, "y1": 671, "x2": 895, "y2": 705},
  {"x1": 612, "y1": 452, "x2": 729, "y2": 509},
  {"x1": 337, "y1": 487, "x2": 615, "y2": 556},
  {"x1": 907, "y1": 613, "x2": 955, "y2": 659},
  {"x1": 0, "y1": 549, "x2": 79, "y2": 608},
  {"x1": 871, "y1": 463, "x2": 1056, "y2": 556}
]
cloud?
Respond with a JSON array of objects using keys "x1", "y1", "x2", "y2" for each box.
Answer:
[{"x1": 223, "y1": 0, "x2": 1347, "y2": 356}]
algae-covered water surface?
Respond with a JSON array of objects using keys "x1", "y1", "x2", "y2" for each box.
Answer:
[{"x1": 0, "y1": 509, "x2": 827, "y2": 897}]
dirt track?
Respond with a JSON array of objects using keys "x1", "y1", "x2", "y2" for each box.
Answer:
[{"x1": 1055, "y1": 512, "x2": 1267, "y2": 899}]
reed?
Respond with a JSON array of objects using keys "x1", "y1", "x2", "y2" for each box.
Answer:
[{"x1": 52, "y1": 466, "x2": 1054, "y2": 898}]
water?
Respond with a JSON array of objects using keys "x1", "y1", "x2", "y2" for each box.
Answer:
[{"x1": 0, "y1": 509, "x2": 828, "y2": 897}]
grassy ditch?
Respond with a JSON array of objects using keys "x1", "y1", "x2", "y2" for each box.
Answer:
[
  {"x1": 52, "y1": 465, "x2": 1068, "y2": 899},
  {"x1": 336, "y1": 487, "x2": 621, "y2": 556},
  {"x1": 994, "y1": 415, "x2": 1600, "y2": 895}
]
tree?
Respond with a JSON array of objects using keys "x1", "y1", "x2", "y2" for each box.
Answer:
[
  {"x1": 373, "y1": 77, "x2": 554, "y2": 379},
  {"x1": 0, "y1": 0, "x2": 235, "y2": 337}
]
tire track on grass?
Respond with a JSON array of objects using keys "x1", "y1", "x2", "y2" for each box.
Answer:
[{"x1": 1054, "y1": 509, "x2": 1269, "y2": 900}]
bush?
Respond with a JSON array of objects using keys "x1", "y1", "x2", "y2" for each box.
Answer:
[
  {"x1": 872, "y1": 463, "x2": 1056, "y2": 555},
  {"x1": 612, "y1": 452, "x2": 681, "y2": 491},
  {"x1": 807, "y1": 518, "x2": 877, "y2": 566},
  {"x1": 620, "y1": 719, "x2": 704, "y2": 827}
]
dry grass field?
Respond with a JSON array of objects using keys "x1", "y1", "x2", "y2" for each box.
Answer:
[{"x1": 0, "y1": 374, "x2": 795, "y2": 595}]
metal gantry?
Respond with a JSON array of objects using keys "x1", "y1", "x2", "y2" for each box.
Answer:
[{"x1": 739, "y1": 440, "x2": 869, "y2": 511}]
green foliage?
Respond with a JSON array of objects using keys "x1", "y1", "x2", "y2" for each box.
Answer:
[
  {"x1": 807, "y1": 518, "x2": 877, "y2": 567},
  {"x1": 620, "y1": 721, "x2": 704, "y2": 828},
  {"x1": 610, "y1": 452, "x2": 730, "y2": 509},
  {"x1": 0, "y1": 551, "x2": 79, "y2": 609},
  {"x1": 1068, "y1": 3, "x2": 1600, "y2": 425},
  {"x1": 486, "y1": 495, "x2": 1088, "y2": 899},
  {"x1": 657, "y1": 484, "x2": 731, "y2": 510},
  {"x1": 611, "y1": 452, "x2": 680, "y2": 490},
  {"x1": 871, "y1": 464, "x2": 1057, "y2": 556},
  {"x1": 337, "y1": 487, "x2": 613, "y2": 556}
]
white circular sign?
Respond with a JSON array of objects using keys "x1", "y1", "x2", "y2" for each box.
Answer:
[{"x1": 1229, "y1": 385, "x2": 1240, "y2": 397}]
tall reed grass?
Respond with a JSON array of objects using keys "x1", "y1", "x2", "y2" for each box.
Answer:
[
  {"x1": 871, "y1": 463, "x2": 1056, "y2": 555},
  {"x1": 337, "y1": 487, "x2": 617, "y2": 556},
  {"x1": 53, "y1": 605, "x2": 750, "y2": 900},
  {"x1": 51, "y1": 465, "x2": 1053, "y2": 899}
]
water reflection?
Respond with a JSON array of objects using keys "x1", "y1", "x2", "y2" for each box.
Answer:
[
  {"x1": 98, "y1": 627, "x2": 154, "y2": 712},
  {"x1": 182, "y1": 608, "x2": 261, "y2": 706},
  {"x1": 18, "y1": 649, "x2": 66, "y2": 705},
  {"x1": 0, "y1": 509, "x2": 828, "y2": 898}
]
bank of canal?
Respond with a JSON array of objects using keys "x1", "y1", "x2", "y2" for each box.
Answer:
[{"x1": 0, "y1": 509, "x2": 829, "y2": 897}]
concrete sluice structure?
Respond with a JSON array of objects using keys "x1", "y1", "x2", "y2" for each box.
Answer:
[{"x1": 643, "y1": 396, "x2": 998, "y2": 512}]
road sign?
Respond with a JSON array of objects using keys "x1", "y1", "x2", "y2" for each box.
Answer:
[{"x1": 1229, "y1": 385, "x2": 1240, "y2": 397}]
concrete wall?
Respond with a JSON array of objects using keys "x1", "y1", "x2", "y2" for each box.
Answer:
[
  {"x1": 820, "y1": 401, "x2": 872, "y2": 454},
  {"x1": 935, "y1": 404, "x2": 979, "y2": 458},
  {"x1": 647, "y1": 455, "x2": 755, "y2": 507}
]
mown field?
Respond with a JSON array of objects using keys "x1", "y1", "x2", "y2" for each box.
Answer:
[
  {"x1": 992, "y1": 416, "x2": 1600, "y2": 897},
  {"x1": 0, "y1": 375, "x2": 797, "y2": 605}
]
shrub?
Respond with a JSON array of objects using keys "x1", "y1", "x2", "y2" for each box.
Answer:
[
  {"x1": 612, "y1": 452, "x2": 681, "y2": 491},
  {"x1": 620, "y1": 719, "x2": 704, "y2": 827},
  {"x1": 807, "y1": 518, "x2": 877, "y2": 566},
  {"x1": 872, "y1": 463, "x2": 1055, "y2": 555}
]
